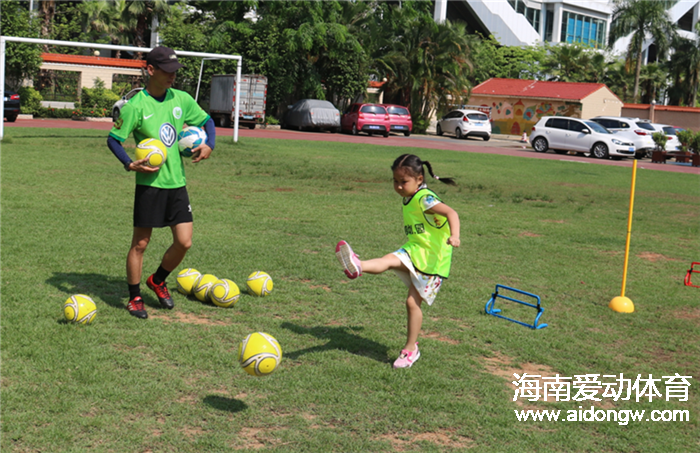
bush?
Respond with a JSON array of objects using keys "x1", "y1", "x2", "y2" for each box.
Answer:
[
  {"x1": 652, "y1": 131, "x2": 667, "y2": 152},
  {"x1": 81, "y1": 78, "x2": 120, "y2": 112},
  {"x1": 265, "y1": 115, "x2": 279, "y2": 125},
  {"x1": 412, "y1": 116, "x2": 430, "y2": 134},
  {"x1": 18, "y1": 86, "x2": 43, "y2": 116},
  {"x1": 676, "y1": 129, "x2": 695, "y2": 153}
]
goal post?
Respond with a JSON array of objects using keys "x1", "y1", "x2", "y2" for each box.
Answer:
[{"x1": 0, "y1": 36, "x2": 243, "y2": 142}]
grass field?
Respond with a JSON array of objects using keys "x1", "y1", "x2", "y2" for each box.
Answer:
[{"x1": 1, "y1": 127, "x2": 698, "y2": 452}]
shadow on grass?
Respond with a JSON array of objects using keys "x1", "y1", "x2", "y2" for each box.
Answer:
[
  {"x1": 45, "y1": 272, "x2": 162, "y2": 310},
  {"x1": 203, "y1": 395, "x2": 248, "y2": 413},
  {"x1": 281, "y1": 322, "x2": 390, "y2": 364}
]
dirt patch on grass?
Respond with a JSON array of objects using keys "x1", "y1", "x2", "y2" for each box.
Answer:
[
  {"x1": 637, "y1": 252, "x2": 680, "y2": 262},
  {"x1": 673, "y1": 307, "x2": 700, "y2": 322},
  {"x1": 377, "y1": 429, "x2": 473, "y2": 451},
  {"x1": 422, "y1": 331, "x2": 460, "y2": 345},
  {"x1": 540, "y1": 219, "x2": 566, "y2": 224},
  {"x1": 519, "y1": 231, "x2": 542, "y2": 238},
  {"x1": 483, "y1": 352, "x2": 615, "y2": 409},
  {"x1": 149, "y1": 311, "x2": 229, "y2": 326},
  {"x1": 232, "y1": 427, "x2": 283, "y2": 450}
]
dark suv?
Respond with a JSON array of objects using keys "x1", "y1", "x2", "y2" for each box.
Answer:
[{"x1": 3, "y1": 88, "x2": 20, "y2": 122}]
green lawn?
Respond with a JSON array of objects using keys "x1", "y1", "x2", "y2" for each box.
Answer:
[{"x1": 1, "y1": 128, "x2": 698, "y2": 452}]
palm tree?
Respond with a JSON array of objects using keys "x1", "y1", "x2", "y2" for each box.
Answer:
[
  {"x1": 609, "y1": 0, "x2": 677, "y2": 103},
  {"x1": 666, "y1": 22, "x2": 700, "y2": 106},
  {"x1": 374, "y1": 10, "x2": 472, "y2": 131}
]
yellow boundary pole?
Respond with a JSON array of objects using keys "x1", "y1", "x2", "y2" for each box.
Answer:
[{"x1": 609, "y1": 160, "x2": 636, "y2": 313}]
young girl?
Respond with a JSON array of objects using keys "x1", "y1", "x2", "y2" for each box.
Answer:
[{"x1": 336, "y1": 154, "x2": 460, "y2": 369}]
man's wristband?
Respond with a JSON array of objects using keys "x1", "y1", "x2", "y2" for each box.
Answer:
[{"x1": 124, "y1": 161, "x2": 132, "y2": 172}]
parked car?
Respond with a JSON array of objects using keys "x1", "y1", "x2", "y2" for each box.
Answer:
[
  {"x1": 112, "y1": 87, "x2": 143, "y2": 122},
  {"x1": 341, "y1": 103, "x2": 390, "y2": 137},
  {"x1": 282, "y1": 99, "x2": 340, "y2": 132},
  {"x1": 589, "y1": 116, "x2": 655, "y2": 159},
  {"x1": 649, "y1": 123, "x2": 682, "y2": 152},
  {"x1": 436, "y1": 109, "x2": 491, "y2": 141},
  {"x1": 381, "y1": 104, "x2": 413, "y2": 136},
  {"x1": 529, "y1": 116, "x2": 635, "y2": 159},
  {"x1": 3, "y1": 88, "x2": 20, "y2": 122}
]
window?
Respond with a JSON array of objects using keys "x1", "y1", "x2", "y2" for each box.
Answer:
[
  {"x1": 561, "y1": 11, "x2": 607, "y2": 48},
  {"x1": 547, "y1": 118, "x2": 568, "y2": 129},
  {"x1": 568, "y1": 120, "x2": 587, "y2": 132},
  {"x1": 360, "y1": 105, "x2": 385, "y2": 114},
  {"x1": 508, "y1": 0, "x2": 541, "y2": 31},
  {"x1": 467, "y1": 113, "x2": 489, "y2": 121},
  {"x1": 387, "y1": 106, "x2": 409, "y2": 115}
]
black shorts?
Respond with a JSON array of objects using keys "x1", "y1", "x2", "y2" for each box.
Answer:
[{"x1": 133, "y1": 185, "x2": 193, "y2": 228}]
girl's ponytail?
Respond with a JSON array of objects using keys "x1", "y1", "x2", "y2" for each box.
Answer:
[
  {"x1": 422, "y1": 160, "x2": 457, "y2": 186},
  {"x1": 391, "y1": 154, "x2": 457, "y2": 186}
]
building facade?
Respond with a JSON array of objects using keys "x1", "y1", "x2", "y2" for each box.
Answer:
[{"x1": 434, "y1": 0, "x2": 699, "y2": 57}]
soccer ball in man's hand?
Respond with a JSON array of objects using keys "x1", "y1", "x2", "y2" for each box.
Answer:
[
  {"x1": 177, "y1": 126, "x2": 207, "y2": 157},
  {"x1": 135, "y1": 138, "x2": 167, "y2": 168},
  {"x1": 238, "y1": 332, "x2": 282, "y2": 376}
]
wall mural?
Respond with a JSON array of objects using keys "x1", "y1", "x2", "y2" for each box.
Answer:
[{"x1": 483, "y1": 99, "x2": 582, "y2": 135}]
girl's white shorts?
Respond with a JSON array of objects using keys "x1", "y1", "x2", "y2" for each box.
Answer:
[{"x1": 392, "y1": 248, "x2": 443, "y2": 306}]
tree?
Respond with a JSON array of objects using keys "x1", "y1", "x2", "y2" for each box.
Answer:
[
  {"x1": 374, "y1": 5, "x2": 473, "y2": 132},
  {"x1": 468, "y1": 35, "x2": 545, "y2": 85},
  {"x1": 0, "y1": 1, "x2": 42, "y2": 90},
  {"x1": 666, "y1": 22, "x2": 700, "y2": 106},
  {"x1": 609, "y1": 0, "x2": 677, "y2": 103}
]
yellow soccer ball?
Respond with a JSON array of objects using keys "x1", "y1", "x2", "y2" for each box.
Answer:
[
  {"x1": 176, "y1": 268, "x2": 202, "y2": 296},
  {"x1": 211, "y1": 278, "x2": 240, "y2": 308},
  {"x1": 64, "y1": 294, "x2": 97, "y2": 324},
  {"x1": 238, "y1": 332, "x2": 282, "y2": 377},
  {"x1": 193, "y1": 273, "x2": 218, "y2": 302},
  {"x1": 135, "y1": 138, "x2": 167, "y2": 168},
  {"x1": 246, "y1": 271, "x2": 273, "y2": 296}
]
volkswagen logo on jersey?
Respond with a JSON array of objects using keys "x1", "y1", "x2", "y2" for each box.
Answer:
[
  {"x1": 160, "y1": 123, "x2": 177, "y2": 147},
  {"x1": 173, "y1": 106, "x2": 182, "y2": 119}
]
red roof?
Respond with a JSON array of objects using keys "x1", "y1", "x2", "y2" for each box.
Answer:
[
  {"x1": 472, "y1": 78, "x2": 619, "y2": 102},
  {"x1": 368, "y1": 80, "x2": 386, "y2": 88},
  {"x1": 41, "y1": 53, "x2": 146, "y2": 69},
  {"x1": 623, "y1": 103, "x2": 700, "y2": 113}
]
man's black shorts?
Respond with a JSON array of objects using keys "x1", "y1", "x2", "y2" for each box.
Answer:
[{"x1": 134, "y1": 185, "x2": 193, "y2": 228}]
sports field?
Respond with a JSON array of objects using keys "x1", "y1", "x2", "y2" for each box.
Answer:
[{"x1": 1, "y1": 127, "x2": 698, "y2": 452}]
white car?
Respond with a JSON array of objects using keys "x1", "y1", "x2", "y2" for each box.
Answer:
[
  {"x1": 436, "y1": 109, "x2": 491, "y2": 141},
  {"x1": 111, "y1": 87, "x2": 143, "y2": 122},
  {"x1": 529, "y1": 116, "x2": 635, "y2": 159},
  {"x1": 649, "y1": 123, "x2": 682, "y2": 152},
  {"x1": 588, "y1": 116, "x2": 655, "y2": 159}
]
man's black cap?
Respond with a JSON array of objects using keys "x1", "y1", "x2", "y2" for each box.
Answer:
[{"x1": 146, "y1": 46, "x2": 184, "y2": 72}]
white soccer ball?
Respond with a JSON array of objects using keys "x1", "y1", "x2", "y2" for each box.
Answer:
[{"x1": 177, "y1": 126, "x2": 207, "y2": 157}]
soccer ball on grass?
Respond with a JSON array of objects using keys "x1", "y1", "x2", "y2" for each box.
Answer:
[{"x1": 238, "y1": 332, "x2": 282, "y2": 376}]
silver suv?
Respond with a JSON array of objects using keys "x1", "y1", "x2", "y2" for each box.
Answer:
[
  {"x1": 589, "y1": 116, "x2": 655, "y2": 159},
  {"x1": 529, "y1": 116, "x2": 635, "y2": 159}
]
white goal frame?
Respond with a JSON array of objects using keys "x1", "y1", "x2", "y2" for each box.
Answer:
[{"x1": 0, "y1": 36, "x2": 243, "y2": 142}]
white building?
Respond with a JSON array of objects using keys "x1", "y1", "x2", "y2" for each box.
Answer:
[{"x1": 434, "y1": 0, "x2": 699, "y2": 59}]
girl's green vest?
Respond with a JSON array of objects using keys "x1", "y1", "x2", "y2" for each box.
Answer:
[{"x1": 401, "y1": 187, "x2": 452, "y2": 278}]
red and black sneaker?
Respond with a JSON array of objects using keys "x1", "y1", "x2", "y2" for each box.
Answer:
[
  {"x1": 127, "y1": 296, "x2": 148, "y2": 319},
  {"x1": 147, "y1": 274, "x2": 175, "y2": 309}
]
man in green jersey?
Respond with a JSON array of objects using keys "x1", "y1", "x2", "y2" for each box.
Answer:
[{"x1": 107, "y1": 46, "x2": 216, "y2": 319}]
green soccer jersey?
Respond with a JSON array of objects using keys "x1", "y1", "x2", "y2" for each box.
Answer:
[
  {"x1": 109, "y1": 88, "x2": 210, "y2": 189},
  {"x1": 401, "y1": 187, "x2": 453, "y2": 278}
]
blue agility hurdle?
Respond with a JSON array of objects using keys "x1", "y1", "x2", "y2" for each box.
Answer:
[{"x1": 485, "y1": 284, "x2": 548, "y2": 330}]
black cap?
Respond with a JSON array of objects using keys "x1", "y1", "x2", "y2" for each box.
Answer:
[{"x1": 146, "y1": 46, "x2": 183, "y2": 72}]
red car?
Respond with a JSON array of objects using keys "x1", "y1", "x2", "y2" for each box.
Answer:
[
  {"x1": 341, "y1": 103, "x2": 390, "y2": 137},
  {"x1": 381, "y1": 104, "x2": 413, "y2": 136}
]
